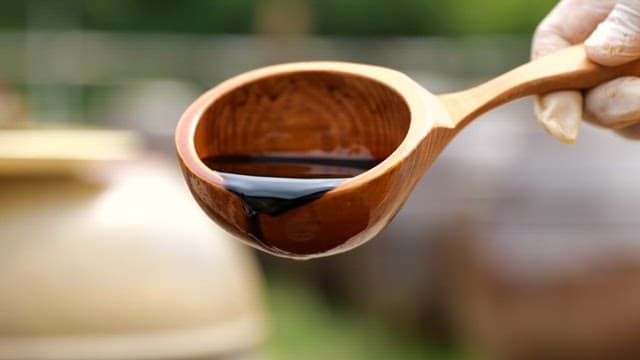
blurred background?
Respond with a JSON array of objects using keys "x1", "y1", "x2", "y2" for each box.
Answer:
[{"x1": 2, "y1": 1, "x2": 640, "y2": 359}]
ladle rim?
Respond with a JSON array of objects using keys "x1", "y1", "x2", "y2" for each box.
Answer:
[{"x1": 175, "y1": 61, "x2": 441, "y2": 194}]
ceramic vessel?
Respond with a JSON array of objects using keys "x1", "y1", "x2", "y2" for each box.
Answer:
[{"x1": 0, "y1": 154, "x2": 266, "y2": 360}]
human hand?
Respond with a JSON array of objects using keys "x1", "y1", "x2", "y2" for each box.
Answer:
[{"x1": 533, "y1": 0, "x2": 640, "y2": 143}]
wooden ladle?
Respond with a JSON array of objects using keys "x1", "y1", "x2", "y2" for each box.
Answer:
[{"x1": 176, "y1": 45, "x2": 640, "y2": 259}]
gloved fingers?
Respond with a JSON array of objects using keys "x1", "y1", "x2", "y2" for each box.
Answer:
[
  {"x1": 584, "y1": 76, "x2": 640, "y2": 129},
  {"x1": 616, "y1": 123, "x2": 640, "y2": 140},
  {"x1": 585, "y1": 0, "x2": 640, "y2": 66},
  {"x1": 532, "y1": 0, "x2": 615, "y2": 143},
  {"x1": 532, "y1": 0, "x2": 615, "y2": 59},
  {"x1": 535, "y1": 91, "x2": 583, "y2": 144}
]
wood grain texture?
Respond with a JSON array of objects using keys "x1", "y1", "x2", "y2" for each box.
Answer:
[
  {"x1": 440, "y1": 45, "x2": 640, "y2": 130},
  {"x1": 177, "y1": 45, "x2": 640, "y2": 259},
  {"x1": 194, "y1": 71, "x2": 410, "y2": 161}
]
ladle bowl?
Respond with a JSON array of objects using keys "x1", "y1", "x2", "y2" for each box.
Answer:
[{"x1": 176, "y1": 45, "x2": 640, "y2": 259}]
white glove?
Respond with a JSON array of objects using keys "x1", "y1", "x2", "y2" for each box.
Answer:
[{"x1": 532, "y1": 0, "x2": 640, "y2": 143}]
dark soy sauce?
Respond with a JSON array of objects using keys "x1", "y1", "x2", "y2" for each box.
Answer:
[{"x1": 201, "y1": 154, "x2": 380, "y2": 253}]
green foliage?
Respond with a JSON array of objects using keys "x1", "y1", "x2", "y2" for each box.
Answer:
[
  {"x1": 0, "y1": 0, "x2": 26, "y2": 28},
  {"x1": 313, "y1": 0, "x2": 557, "y2": 35},
  {"x1": 0, "y1": 0, "x2": 557, "y2": 35},
  {"x1": 82, "y1": 0, "x2": 260, "y2": 33},
  {"x1": 313, "y1": 0, "x2": 441, "y2": 35},
  {"x1": 439, "y1": 0, "x2": 558, "y2": 34}
]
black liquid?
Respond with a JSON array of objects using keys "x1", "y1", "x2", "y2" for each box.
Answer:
[
  {"x1": 204, "y1": 154, "x2": 377, "y2": 179},
  {"x1": 201, "y1": 154, "x2": 380, "y2": 253}
]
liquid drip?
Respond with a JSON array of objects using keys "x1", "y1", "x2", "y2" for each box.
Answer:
[{"x1": 201, "y1": 154, "x2": 380, "y2": 253}]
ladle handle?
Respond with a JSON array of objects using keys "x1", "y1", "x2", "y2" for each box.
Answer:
[{"x1": 439, "y1": 44, "x2": 640, "y2": 128}]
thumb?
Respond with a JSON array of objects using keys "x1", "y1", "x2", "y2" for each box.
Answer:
[
  {"x1": 531, "y1": 0, "x2": 615, "y2": 144},
  {"x1": 585, "y1": 0, "x2": 640, "y2": 66},
  {"x1": 535, "y1": 91, "x2": 582, "y2": 144}
]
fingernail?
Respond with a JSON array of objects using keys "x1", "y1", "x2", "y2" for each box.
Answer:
[
  {"x1": 585, "y1": 14, "x2": 640, "y2": 66},
  {"x1": 535, "y1": 92, "x2": 582, "y2": 144},
  {"x1": 584, "y1": 76, "x2": 640, "y2": 128}
]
